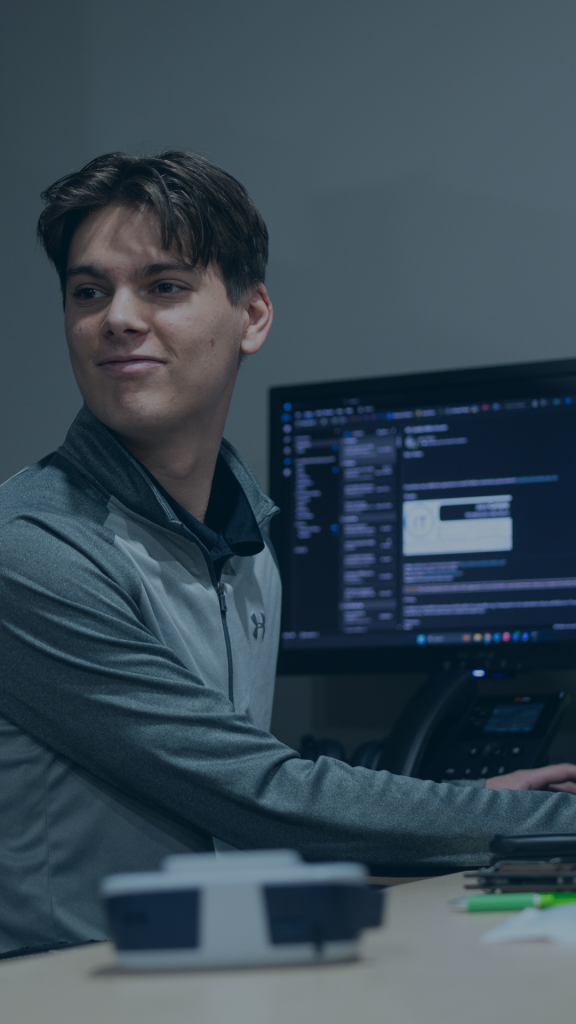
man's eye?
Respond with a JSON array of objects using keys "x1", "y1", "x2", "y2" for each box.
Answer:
[
  {"x1": 75, "y1": 287, "x2": 102, "y2": 300},
  {"x1": 155, "y1": 282, "x2": 181, "y2": 294}
]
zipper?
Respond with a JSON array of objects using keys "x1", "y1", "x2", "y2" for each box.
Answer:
[
  {"x1": 107, "y1": 461, "x2": 237, "y2": 709},
  {"x1": 173, "y1": 521, "x2": 235, "y2": 710},
  {"x1": 217, "y1": 582, "x2": 234, "y2": 706}
]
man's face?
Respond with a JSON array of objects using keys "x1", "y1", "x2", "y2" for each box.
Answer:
[{"x1": 64, "y1": 204, "x2": 269, "y2": 447}]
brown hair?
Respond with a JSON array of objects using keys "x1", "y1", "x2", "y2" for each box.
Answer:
[{"x1": 37, "y1": 150, "x2": 269, "y2": 305}]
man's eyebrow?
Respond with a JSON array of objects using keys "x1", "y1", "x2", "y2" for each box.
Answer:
[
  {"x1": 66, "y1": 264, "x2": 108, "y2": 281},
  {"x1": 141, "y1": 261, "x2": 200, "y2": 277},
  {"x1": 65, "y1": 260, "x2": 201, "y2": 283}
]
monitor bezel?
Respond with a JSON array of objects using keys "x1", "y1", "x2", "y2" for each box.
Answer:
[{"x1": 269, "y1": 357, "x2": 576, "y2": 675}]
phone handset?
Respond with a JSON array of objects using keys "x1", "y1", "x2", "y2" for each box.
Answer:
[
  {"x1": 382, "y1": 670, "x2": 477, "y2": 776},
  {"x1": 350, "y1": 670, "x2": 476, "y2": 776}
]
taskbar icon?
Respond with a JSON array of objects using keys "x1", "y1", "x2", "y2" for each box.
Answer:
[
  {"x1": 415, "y1": 629, "x2": 539, "y2": 646},
  {"x1": 467, "y1": 629, "x2": 536, "y2": 645}
]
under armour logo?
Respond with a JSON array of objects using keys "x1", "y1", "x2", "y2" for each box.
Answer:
[{"x1": 251, "y1": 613, "x2": 266, "y2": 639}]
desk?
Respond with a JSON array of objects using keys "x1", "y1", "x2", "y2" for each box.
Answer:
[{"x1": 2, "y1": 871, "x2": 573, "y2": 1024}]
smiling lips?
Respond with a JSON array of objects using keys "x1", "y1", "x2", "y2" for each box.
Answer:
[{"x1": 98, "y1": 356, "x2": 166, "y2": 373}]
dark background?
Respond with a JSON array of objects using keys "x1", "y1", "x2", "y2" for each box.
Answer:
[{"x1": 3, "y1": 1, "x2": 576, "y2": 756}]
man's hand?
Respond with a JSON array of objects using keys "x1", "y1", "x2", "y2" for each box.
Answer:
[{"x1": 485, "y1": 763, "x2": 576, "y2": 794}]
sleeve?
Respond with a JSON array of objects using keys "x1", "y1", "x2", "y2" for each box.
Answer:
[{"x1": 1, "y1": 512, "x2": 576, "y2": 871}]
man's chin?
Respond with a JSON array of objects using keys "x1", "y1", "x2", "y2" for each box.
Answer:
[{"x1": 84, "y1": 399, "x2": 177, "y2": 442}]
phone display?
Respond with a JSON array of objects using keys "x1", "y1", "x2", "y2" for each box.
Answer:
[{"x1": 483, "y1": 702, "x2": 545, "y2": 733}]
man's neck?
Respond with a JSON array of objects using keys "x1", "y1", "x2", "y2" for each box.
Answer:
[{"x1": 120, "y1": 427, "x2": 223, "y2": 523}]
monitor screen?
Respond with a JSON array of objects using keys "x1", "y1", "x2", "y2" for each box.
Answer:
[{"x1": 269, "y1": 359, "x2": 576, "y2": 672}]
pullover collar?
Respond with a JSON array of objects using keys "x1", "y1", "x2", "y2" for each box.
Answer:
[{"x1": 57, "y1": 405, "x2": 279, "y2": 537}]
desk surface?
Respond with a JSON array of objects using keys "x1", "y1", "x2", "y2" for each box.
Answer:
[{"x1": 2, "y1": 871, "x2": 573, "y2": 1024}]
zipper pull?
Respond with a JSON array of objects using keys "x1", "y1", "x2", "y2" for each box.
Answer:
[{"x1": 217, "y1": 582, "x2": 227, "y2": 614}]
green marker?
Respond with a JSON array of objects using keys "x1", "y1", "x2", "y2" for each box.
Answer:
[{"x1": 450, "y1": 893, "x2": 576, "y2": 912}]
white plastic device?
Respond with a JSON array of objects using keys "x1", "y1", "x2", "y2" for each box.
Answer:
[{"x1": 100, "y1": 849, "x2": 383, "y2": 970}]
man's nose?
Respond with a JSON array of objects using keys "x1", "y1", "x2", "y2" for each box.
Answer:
[{"x1": 101, "y1": 287, "x2": 148, "y2": 337}]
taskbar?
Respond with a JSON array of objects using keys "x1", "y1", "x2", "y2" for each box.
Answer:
[
  {"x1": 280, "y1": 624, "x2": 576, "y2": 650},
  {"x1": 414, "y1": 627, "x2": 573, "y2": 646}
]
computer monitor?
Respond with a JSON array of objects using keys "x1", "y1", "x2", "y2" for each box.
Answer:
[{"x1": 269, "y1": 358, "x2": 576, "y2": 675}]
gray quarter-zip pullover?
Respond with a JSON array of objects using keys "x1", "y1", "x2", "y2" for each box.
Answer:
[{"x1": 1, "y1": 405, "x2": 576, "y2": 956}]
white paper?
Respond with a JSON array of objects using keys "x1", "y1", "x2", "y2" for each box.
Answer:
[{"x1": 481, "y1": 904, "x2": 576, "y2": 945}]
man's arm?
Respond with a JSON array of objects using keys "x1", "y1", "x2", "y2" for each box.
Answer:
[{"x1": 2, "y1": 514, "x2": 576, "y2": 871}]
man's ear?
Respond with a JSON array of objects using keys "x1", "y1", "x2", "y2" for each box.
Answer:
[{"x1": 240, "y1": 283, "x2": 273, "y2": 356}]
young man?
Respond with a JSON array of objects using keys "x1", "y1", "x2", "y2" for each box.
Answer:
[{"x1": 1, "y1": 150, "x2": 576, "y2": 957}]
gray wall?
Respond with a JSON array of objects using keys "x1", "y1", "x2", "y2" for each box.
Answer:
[{"x1": 3, "y1": 0, "x2": 576, "y2": 751}]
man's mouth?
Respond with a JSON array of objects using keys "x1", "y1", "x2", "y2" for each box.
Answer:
[{"x1": 97, "y1": 356, "x2": 167, "y2": 374}]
